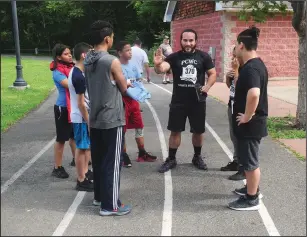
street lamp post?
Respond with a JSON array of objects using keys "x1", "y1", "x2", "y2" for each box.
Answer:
[{"x1": 11, "y1": 0, "x2": 28, "y2": 88}]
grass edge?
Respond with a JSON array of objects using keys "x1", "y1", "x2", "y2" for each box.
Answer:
[{"x1": 1, "y1": 86, "x2": 56, "y2": 134}]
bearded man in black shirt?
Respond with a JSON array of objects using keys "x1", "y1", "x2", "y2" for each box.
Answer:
[
  {"x1": 153, "y1": 29, "x2": 217, "y2": 173},
  {"x1": 228, "y1": 26, "x2": 268, "y2": 211}
]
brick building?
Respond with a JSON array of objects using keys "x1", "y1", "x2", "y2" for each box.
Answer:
[{"x1": 163, "y1": 1, "x2": 299, "y2": 81}]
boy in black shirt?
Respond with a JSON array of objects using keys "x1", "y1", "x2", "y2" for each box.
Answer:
[
  {"x1": 153, "y1": 29, "x2": 217, "y2": 173},
  {"x1": 228, "y1": 26, "x2": 268, "y2": 211}
]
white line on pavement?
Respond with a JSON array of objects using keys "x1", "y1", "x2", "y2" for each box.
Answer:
[
  {"x1": 52, "y1": 191, "x2": 86, "y2": 236},
  {"x1": 145, "y1": 100, "x2": 173, "y2": 237},
  {"x1": 149, "y1": 81, "x2": 280, "y2": 236},
  {"x1": 1, "y1": 137, "x2": 56, "y2": 194}
]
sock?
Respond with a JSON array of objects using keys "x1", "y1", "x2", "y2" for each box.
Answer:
[
  {"x1": 246, "y1": 193, "x2": 259, "y2": 200},
  {"x1": 194, "y1": 146, "x2": 202, "y2": 156},
  {"x1": 169, "y1": 148, "x2": 177, "y2": 160},
  {"x1": 138, "y1": 145, "x2": 146, "y2": 156}
]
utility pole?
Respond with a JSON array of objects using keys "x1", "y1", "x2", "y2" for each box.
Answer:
[{"x1": 10, "y1": 0, "x2": 28, "y2": 89}]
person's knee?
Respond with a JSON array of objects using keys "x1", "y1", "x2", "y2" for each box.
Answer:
[
  {"x1": 135, "y1": 128, "x2": 144, "y2": 138},
  {"x1": 170, "y1": 131, "x2": 181, "y2": 137},
  {"x1": 56, "y1": 140, "x2": 65, "y2": 145},
  {"x1": 193, "y1": 132, "x2": 204, "y2": 137}
]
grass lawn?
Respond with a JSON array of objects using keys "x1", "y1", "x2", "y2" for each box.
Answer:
[
  {"x1": 1, "y1": 56, "x2": 54, "y2": 132},
  {"x1": 267, "y1": 116, "x2": 306, "y2": 139}
]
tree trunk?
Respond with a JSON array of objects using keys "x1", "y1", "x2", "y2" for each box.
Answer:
[
  {"x1": 296, "y1": 35, "x2": 306, "y2": 129},
  {"x1": 291, "y1": 1, "x2": 306, "y2": 129}
]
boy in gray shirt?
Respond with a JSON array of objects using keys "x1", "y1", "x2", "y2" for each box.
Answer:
[{"x1": 84, "y1": 20, "x2": 132, "y2": 216}]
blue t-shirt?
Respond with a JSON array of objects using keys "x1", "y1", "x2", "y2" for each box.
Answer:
[
  {"x1": 121, "y1": 62, "x2": 141, "y2": 81},
  {"x1": 121, "y1": 62, "x2": 151, "y2": 103},
  {"x1": 52, "y1": 70, "x2": 67, "y2": 107}
]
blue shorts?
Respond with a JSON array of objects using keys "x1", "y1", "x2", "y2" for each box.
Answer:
[{"x1": 73, "y1": 123, "x2": 90, "y2": 150}]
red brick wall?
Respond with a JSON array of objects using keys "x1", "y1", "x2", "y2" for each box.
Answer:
[
  {"x1": 229, "y1": 14, "x2": 299, "y2": 79},
  {"x1": 171, "y1": 12, "x2": 224, "y2": 79},
  {"x1": 173, "y1": 1, "x2": 215, "y2": 20}
]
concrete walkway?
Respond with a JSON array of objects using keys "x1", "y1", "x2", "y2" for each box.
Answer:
[{"x1": 208, "y1": 81, "x2": 298, "y2": 117}]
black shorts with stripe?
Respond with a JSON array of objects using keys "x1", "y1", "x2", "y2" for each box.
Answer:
[{"x1": 54, "y1": 105, "x2": 74, "y2": 142}]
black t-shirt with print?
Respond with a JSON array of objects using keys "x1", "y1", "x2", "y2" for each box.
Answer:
[
  {"x1": 232, "y1": 58, "x2": 268, "y2": 139},
  {"x1": 165, "y1": 50, "x2": 214, "y2": 104}
]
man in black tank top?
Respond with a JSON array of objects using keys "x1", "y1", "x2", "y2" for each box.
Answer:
[
  {"x1": 153, "y1": 29, "x2": 217, "y2": 173},
  {"x1": 228, "y1": 26, "x2": 268, "y2": 211}
]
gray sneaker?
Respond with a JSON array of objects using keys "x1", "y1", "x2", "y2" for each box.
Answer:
[
  {"x1": 99, "y1": 204, "x2": 132, "y2": 216},
  {"x1": 228, "y1": 195, "x2": 260, "y2": 211},
  {"x1": 192, "y1": 155, "x2": 208, "y2": 170},
  {"x1": 93, "y1": 200, "x2": 101, "y2": 206}
]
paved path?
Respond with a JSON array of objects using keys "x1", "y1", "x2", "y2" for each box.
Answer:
[
  {"x1": 208, "y1": 82, "x2": 297, "y2": 117},
  {"x1": 1, "y1": 75, "x2": 306, "y2": 236}
]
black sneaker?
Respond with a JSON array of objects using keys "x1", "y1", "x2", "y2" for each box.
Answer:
[
  {"x1": 158, "y1": 157, "x2": 177, "y2": 173},
  {"x1": 228, "y1": 195, "x2": 260, "y2": 211},
  {"x1": 234, "y1": 186, "x2": 263, "y2": 199},
  {"x1": 52, "y1": 166, "x2": 69, "y2": 179},
  {"x1": 123, "y1": 153, "x2": 132, "y2": 168},
  {"x1": 221, "y1": 161, "x2": 239, "y2": 171},
  {"x1": 70, "y1": 158, "x2": 75, "y2": 166},
  {"x1": 86, "y1": 170, "x2": 94, "y2": 182},
  {"x1": 76, "y1": 178, "x2": 94, "y2": 192},
  {"x1": 228, "y1": 170, "x2": 245, "y2": 181},
  {"x1": 192, "y1": 155, "x2": 208, "y2": 170}
]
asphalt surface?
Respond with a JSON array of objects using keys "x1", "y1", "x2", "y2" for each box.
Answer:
[{"x1": 1, "y1": 74, "x2": 306, "y2": 236}]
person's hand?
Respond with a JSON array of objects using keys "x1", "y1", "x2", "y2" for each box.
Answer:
[
  {"x1": 201, "y1": 84, "x2": 211, "y2": 94},
  {"x1": 236, "y1": 113, "x2": 252, "y2": 125},
  {"x1": 226, "y1": 70, "x2": 235, "y2": 79},
  {"x1": 153, "y1": 48, "x2": 164, "y2": 66},
  {"x1": 127, "y1": 79, "x2": 133, "y2": 88},
  {"x1": 231, "y1": 57, "x2": 240, "y2": 71}
]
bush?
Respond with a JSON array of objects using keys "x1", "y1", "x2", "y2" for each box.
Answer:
[
  {"x1": 147, "y1": 29, "x2": 170, "y2": 67},
  {"x1": 148, "y1": 43, "x2": 160, "y2": 67}
]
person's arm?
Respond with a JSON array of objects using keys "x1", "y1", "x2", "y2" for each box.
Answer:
[
  {"x1": 60, "y1": 79, "x2": 69, "y2": 88},
  {"x1": 72, "y1": 72, "x2": 89, "y2": 124},
  {"x1": 111, "y1": 59, "x2": 127, "y2": 95},
  {"x1": 78, "y1": 94, "x2": 89, "y2": 124},
  {"x1": 54, "y1": 70, "x2": 69, "y2": 88},
  {"x1": 231, "y1": 58, "x2": 240, "y2": 86},
  {"x1": 226, "y1": 71, "x2": 234, "y2": 88},
  {"x1": 205, "y1": 68, "x2": 217, "y2": 89},
  {"x1": 244, "y1": 88, "x2": 260, "y2": 120},
  {"x1": 236, "y1": 68, "x2": 261, "y2": 125},
  {"x1": 153, "y1": 48, "x2": 171, "y2": 74},
  {"x1": 200, "y1": 53, "x2": 217, "y2": 93},
  {"x1": 142, "y1": 51, "x2": 150, "y2": 80}
]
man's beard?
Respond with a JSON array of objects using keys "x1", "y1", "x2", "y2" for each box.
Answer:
[{"x1": 181, "y1": 44, "x2": 196, "y2": 53}]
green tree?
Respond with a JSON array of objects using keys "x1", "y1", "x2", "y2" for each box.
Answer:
[
  {"x1": 131, "y1": 0, "x2": 170, "y2": 48},
  {"x1": 225, "y1": 0, "x2": 306, "y2": 129}
]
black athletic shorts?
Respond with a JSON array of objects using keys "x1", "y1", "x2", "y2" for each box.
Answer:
[
  {"x1": 237, "y1": 138, "x2": 261, "y2": 171},
  {"x1": 54, "y1": 105, "x2": 74, "y2": 142},
  {"x1": 167, "y1": 102, "x2": 206, "y2": 134}
]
